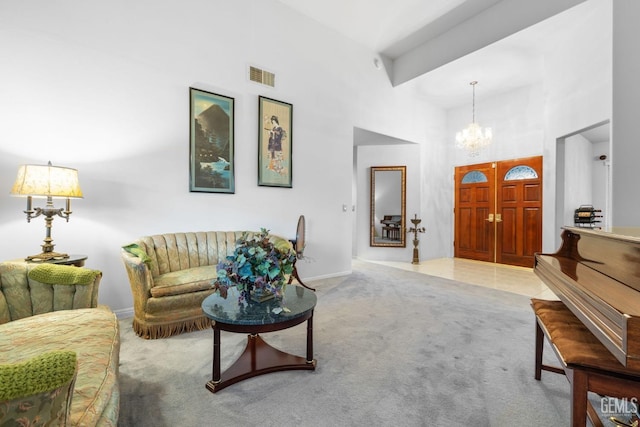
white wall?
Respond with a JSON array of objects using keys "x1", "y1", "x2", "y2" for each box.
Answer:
[
  {"x1": 591, "y1": 141, "x2": 610, "y2": 230},
  {"x1": 449, "y1": 84, "x2": 546, "y2": 167},
  {"x1": 419, "y1": 105, "x2": 451, "y2": 260},
  {"x1": 612, "y1": 0, "x2": 640, "y2": 234},
  {"x1": 564, "y1": 134, "x2": 594, "y2": 224},
  {"x1": 542, "y1": 0, "x2": 612, "y2": 249},
  {"x1": 0, "y1": 0, "x2": 441, "y2": 314}
]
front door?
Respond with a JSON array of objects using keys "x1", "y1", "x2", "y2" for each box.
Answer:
[
  {"x1": 495, "y1": 156, "x2": 543, "y2": 267},
  {"x1": 454, "y1": 156, "x2": 542, "y2": 267},
  {"x1": 454, "y1": 162, "x2": 495, "y2": 263}
]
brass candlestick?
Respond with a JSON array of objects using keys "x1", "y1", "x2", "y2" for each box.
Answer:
[{"x1": 407, "y1": 214, "x2": 426, "y2": 264}]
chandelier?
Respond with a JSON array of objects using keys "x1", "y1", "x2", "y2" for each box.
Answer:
[{"x1": 456, "y1": 81, "x2": 492, "y2": 156}]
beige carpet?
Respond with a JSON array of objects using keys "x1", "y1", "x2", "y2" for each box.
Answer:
[{"x1": 117, "y1": 259, "x2": 570, "y2": 426}]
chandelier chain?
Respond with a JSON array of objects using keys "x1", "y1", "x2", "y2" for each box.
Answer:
[{"x1": 471, "y1": 81, "x2": 477, "y2": 123}]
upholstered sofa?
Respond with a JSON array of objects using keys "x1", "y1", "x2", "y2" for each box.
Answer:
[
  {"x1": 121, "y1": 231, "x2": 293, "y2": 339},
  {"x1": 0, "y1": 261, "x2": 120, "y2": 427}
]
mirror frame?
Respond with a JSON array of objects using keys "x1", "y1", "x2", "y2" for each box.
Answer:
[
  {"x1": 370, "y1": 166, "x2": 406, "y2": 247},
  {"x1": 295, "y1": 215, "x2": 305, "y2": 258}
]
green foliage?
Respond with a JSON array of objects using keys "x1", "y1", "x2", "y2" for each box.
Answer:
[{"x1": 215, "y1": 229, "x2": 296, "y2": 300}]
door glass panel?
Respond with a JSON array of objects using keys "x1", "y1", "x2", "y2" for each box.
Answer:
[
  {"x1": 461, "y1": 170, "x2": 488, "y2": 184},
  {"x1": 504, "y1": 165, "x2": 538, "y2": 180}
]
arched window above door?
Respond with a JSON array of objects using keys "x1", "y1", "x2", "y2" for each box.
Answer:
[
  {"x1": 504, "y1": 165, "x2": 538, "y2": 181},
  {"x1": 461, "y1": 170, "x2": 488, "y2": 184}
]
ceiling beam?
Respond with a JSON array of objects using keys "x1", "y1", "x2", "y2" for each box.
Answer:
[{"x1": 386, "y1": 0, "x2": 587, "y2": 86}]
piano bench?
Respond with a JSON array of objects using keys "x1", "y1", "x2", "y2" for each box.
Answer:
[{"x1": 531, "y1": 298, "x2": 640, "y2": 427}]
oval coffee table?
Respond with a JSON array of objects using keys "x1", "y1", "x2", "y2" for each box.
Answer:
[{"x1": 201, "y1": 284, "x2": 317, "y2": 393}]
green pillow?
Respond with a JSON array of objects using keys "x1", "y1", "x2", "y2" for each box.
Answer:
[
  {"x1": 122, "y1": 243, "x2": 152, "y2": 264},
  {"x1": 28, "y1": 264, "x2": 101, "y2": 285},
  {"x1": 0, "y1": 351, "x2": 77, "y2": 401}
]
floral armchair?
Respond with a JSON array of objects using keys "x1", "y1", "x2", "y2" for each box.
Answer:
[
  {"x1": 0, "y1": 350, "x2": 78, "y2": 426},
  {"x1": 0, "y1": 261, "x2": 120, "y2": 427}
]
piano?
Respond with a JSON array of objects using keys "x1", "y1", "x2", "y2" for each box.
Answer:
[
  {"x1": 380, "y1": 215, "x2": 402, "y2": 240},
  {"x1": 534, "y1": 226, "x2": 640, "y2": 370}
]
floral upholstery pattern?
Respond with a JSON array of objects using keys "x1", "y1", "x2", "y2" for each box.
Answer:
[
  {"x1": 0, "y1": 350, "x2": 77, "y2": 427},
  {"x1": 121, "y1": 231, "x2": 293, "y2": 339},
  {"x1": 0, "y1": 262, "x2": 100, "y2": 323},
  {"x1": 0, "y1": 262, "x2": 120, "y2": 427},
  {"x1": 0, "y1": 379, "x2": 76, "y2": 427}
]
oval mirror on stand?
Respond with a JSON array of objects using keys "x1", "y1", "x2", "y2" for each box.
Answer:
[
  {"x1": 370, "y1": 166, "x2": 406, "y2": 247},
  {"x1": 295, "y1": 215, "x2": 305, "y2": 258},
  {"x1": 289, "y1": 215, "x2": 315, "y2": 291}
]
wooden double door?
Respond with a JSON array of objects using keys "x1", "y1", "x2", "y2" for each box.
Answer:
[{"x1": 454, "y1": 156, "x2": 542, "y2": 268}]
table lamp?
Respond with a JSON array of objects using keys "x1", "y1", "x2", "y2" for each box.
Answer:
[{"x1": 10, "y1": 161, "x2": 83, "y2": 261}]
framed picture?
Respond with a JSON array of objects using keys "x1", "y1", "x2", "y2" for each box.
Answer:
[
  {"x1": 189, "y1": 87, "x2": 235, "y2": 193},
  {"x1": 258, "y1": 96, "x2": 292, "y2": 188}
]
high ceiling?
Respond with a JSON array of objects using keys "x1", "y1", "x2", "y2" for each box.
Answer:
[
  {"x1": 276, "y1": 0, "x2": 595, "y2": 109},
  {"x1": 276, "y1": 0, "x2": 473, "y2": 54}
]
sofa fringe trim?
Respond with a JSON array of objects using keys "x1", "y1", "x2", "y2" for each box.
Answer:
[{"x1": 132, "y1": 316, "x2": 212, "y2": 339}]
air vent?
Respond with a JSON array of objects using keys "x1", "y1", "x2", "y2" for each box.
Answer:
[{"x1": 249, "y1": 66, "x2": 275, "y2": 87}]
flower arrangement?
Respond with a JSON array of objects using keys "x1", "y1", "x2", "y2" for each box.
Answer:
[{"x1": 213, "y1": 228, "x2": 296, "y2": 301}]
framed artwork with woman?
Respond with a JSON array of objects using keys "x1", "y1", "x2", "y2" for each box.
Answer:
[{"x1": 258, "y1": 96, "x2": 292, "y2": 188}]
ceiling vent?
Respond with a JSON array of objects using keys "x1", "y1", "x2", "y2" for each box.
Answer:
[{"x1": 249, "y1": 66, "x2": 275, "y2": 88}]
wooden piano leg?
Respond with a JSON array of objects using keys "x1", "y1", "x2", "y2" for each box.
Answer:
[
  {"x1": 571, "y1": 370, "x2": 588, "y2": 427},
  {"x1": 535, "y1": 320, "x2": 544, "y2": 380}
]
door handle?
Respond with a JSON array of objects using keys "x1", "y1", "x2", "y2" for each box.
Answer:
[
  {"x1": 495, "y1": 214, "x2": 502, "y2": 223},
  {"x1": 485, "y1": 214, "x2": 494, "y2": 223}
]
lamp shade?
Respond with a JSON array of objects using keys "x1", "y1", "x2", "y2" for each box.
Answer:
[{"x1": 11, "y1": 163, "x2": 83, "y2": 198}]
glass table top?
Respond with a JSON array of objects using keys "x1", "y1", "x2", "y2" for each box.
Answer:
[{"x1": 201, "y1": 284, "x2": 317, "y2": 326}]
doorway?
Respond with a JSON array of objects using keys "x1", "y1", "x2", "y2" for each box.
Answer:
[
  {"x1": 555, "y1": 120, "x2": 610, "y2": 248},
  {"x1": 454, "y1": 156, "x2": 542, "y2": 268}
]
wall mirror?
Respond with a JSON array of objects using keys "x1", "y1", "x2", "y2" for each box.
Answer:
[{"x1": 370, "y1": 166, "x2": 406, "y2": 247}]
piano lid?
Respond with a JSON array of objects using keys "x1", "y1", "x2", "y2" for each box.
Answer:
[
  {"x1": 559, "y1": 227, "x2": 640, "y2": 294},
  {"x1": 535, "y1": 227, "x2": 640, "y2": 369}
]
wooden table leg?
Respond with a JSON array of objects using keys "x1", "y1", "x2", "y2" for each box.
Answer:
[
  {"x1": 206, "y1": 327, "x2": 221, "y2": 393},
  {"x1": 306, "y1": 314, "x2": 315, "y2": 365}
]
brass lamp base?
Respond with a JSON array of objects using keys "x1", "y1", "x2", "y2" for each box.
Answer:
[
  {"x1": 26, "y1": 221, "x2": 69, "y2": 262},
  {"x1": 25, "y1": 251, "x2": 69, "y2": 262},
  {"x1": 407, "y1": 214, "x2": 426, "y2": 265},
  {"x1": 412, "y1": 247, "x2": 420, "y2": 265}
]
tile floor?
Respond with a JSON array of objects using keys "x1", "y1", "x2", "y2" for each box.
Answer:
[{"x1": 364, "y1": 257, "x2": 558, "y2": 300}]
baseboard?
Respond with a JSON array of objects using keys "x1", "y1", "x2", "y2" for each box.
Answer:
[
  {"x1": 303, "y1": 270, "x2": 351, "y2": 281},
  {"x1": 114, "y1": 307, "x2": 134, "y2": 320}
]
